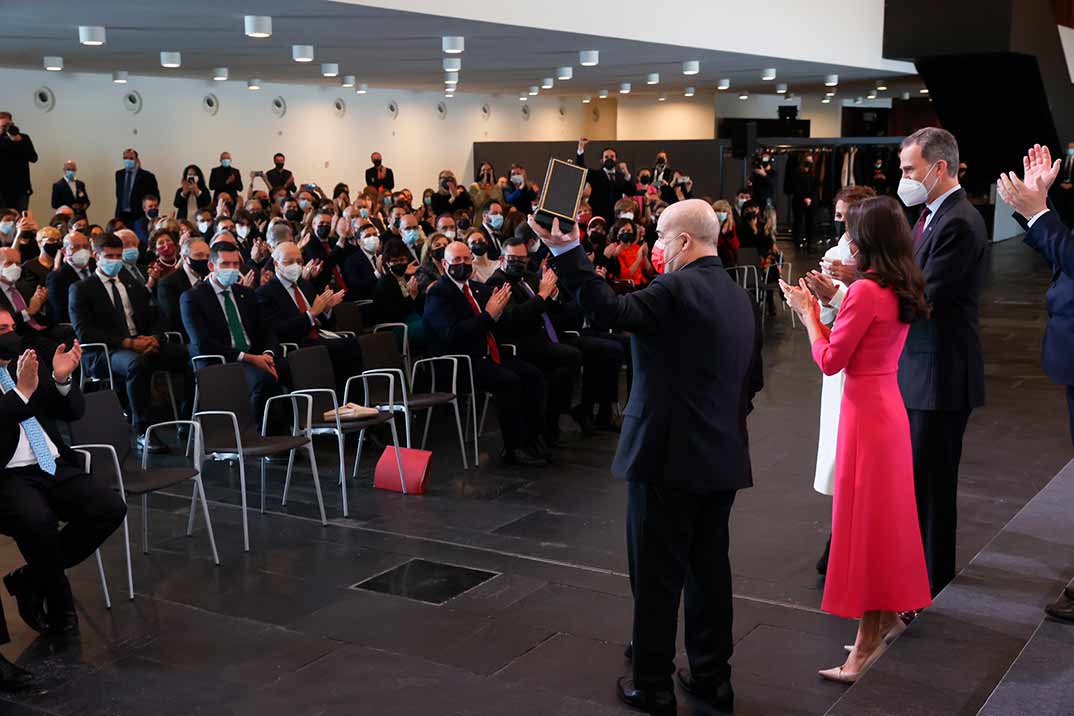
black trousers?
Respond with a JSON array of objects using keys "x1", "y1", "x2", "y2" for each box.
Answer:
[
  {"x1": 0, "y1": 465, "x2": 127, "y2": 644},
  {"x1": 518, "y1": 341, "x2": 582, "y2": 435},
  {"x1": 473, "y1": 356, "x2": 546, "y2": 452},
  {"x1": 792, "y1": 200, "x2": 815, "y2": 245},
  {"x1": 0, "y1": 190, "x2": 29, "y2": 212},
  {"x1": 564, "y1": 334, "x2": 623, "y2": 415},
  {"x1": 627, "y1": 481, "x2": 736, "y2": 691},
  {"x1": 105, "y1": 342, "x2": 194, "y2": 431},
  {"x1": 1066, "y1": 386, "x2": 1074, "y2": 450},
  {"x1": 908, "y1": 408, "x2": 971, "y2": 597}
]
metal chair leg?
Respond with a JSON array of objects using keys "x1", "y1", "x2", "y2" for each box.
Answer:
[
  {"x1": 186, "y1": 481, "x2": 198, "y2": 535},
  {"x1": 352, "y1": 430, "x2": 366, "y2": 479},
  {"x1": 388, "y1": 419, "x2": 406, "y2": 494},
  {"x1": 337, "y1": 431, "x2": 348, "y2": 518},
  {"x1": 95, "y1": 550, "x2": 111, "y2": 610},
  {"x1": 121, "y1": 514, "x2": 133, "y2": 600},
  {"x1": 196, "y1": 476, "x2": 220, "y2": 566},
  {"x1": 402, "y1": 407, "x2": 412, "y2": 448},
  {"x1": 281, "y1": 450, "x2": 296, "y2": 506},
  {"x1": 260, "y1": 457, "x2": 267, "y2": 514},
  {"x1": 237, "y1": 458, "x2": 250, "y2": 552},
  {"x1": 478, "y1": 394, "x2": 491, "y2": 437},
  {"x1": 451, "y1": 399, "x2": 468, "y2": 470},
  {"x1": 141, "y1": 495, "x2": 149, "y2": 555},
  {"x1": 306, "y1": 444, "x2": 327, "y2": 525},
  {"x1": 470, "y1": 394, "x2": 479, "y2": 467},
  {"x1": 420, "y1": 406, "x2": 434, "y2": 450}
]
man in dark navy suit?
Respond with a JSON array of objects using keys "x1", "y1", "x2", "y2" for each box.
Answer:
[
  {"x1": 575, "y1": 137, "x2": 639, "y2": 224},
  {"x1": 113, "y1": 148, "x2": 159, "y2": 225},
  {"x1": 341, "y1": 223, "x2": 381, "y2": 301},
  {"x1": 45, "y1": 231, "x2": 94, "y2": 325},
  {"x1": 50, "y1": 160, "x2": 90, "y2": 215},
  {"x1": 897, "y1": 128, "x2": 989, "y2": 597},
  {"x1": 530, "y1": 199, "x2": 763, "y2": 715}
]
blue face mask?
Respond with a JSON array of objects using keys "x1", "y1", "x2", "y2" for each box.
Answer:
[
  {"x1": 123, "y1": 158, "x2": 136, "y2": 170},
  {"x1": 214, "y1": 268, "x2": 241, "y2": 287},
  {"x1": 1068, "y1": 148, "x2": 1074, "y2": 157},
  {"x1": 65, "y1": 170, "x2": 76, "y2": 181},
  {"x1": 99, "y1": 258, "x2": 124, "y2": 277},
  {"x1": 221, "y1": 158, "x2": 231, "y2": 168},
  {"x1": 402, "y1": 228, "x2": 420, "y2": 246},
  {"x1": 358, "y1": 208, "x2": 369, "y2": 218},
  {"x1": 122, "y1": 247, "x2": 139, "y2": 264},
  {"x1": 488, "y1": 214, "x2": 504, "y2": 230},
  {"x1": 299, "y1": 199, "x2": 310, "y2": 210}
]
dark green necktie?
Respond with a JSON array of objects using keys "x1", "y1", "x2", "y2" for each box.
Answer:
[{"x1": 222, "y1": 289, "x2": 248, "y2": 352}]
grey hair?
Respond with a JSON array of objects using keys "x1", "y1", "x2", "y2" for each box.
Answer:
[
  {"x1": 267, "y1": 221, "x2": 293, "y2": 246},
  {"x1": 902, "y1": 127, "x2": 959, "y2": 177},
  {"x1": 212, "y1": 230, "x2": 235, "y2": 245},
  {"x1": 271, "y1": 243, "x2": 296, "y2": 264},
  {"x1": 180, "y1": 238, "x2": 208, "y2": 257}
]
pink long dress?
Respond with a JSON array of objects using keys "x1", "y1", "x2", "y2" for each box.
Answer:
[{"x1": 811, "y1": 278, "x2": 932, "y2": 618}]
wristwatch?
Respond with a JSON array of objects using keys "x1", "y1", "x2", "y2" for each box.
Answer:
[{"x1": 52, "y1": 371, "x2": 72, "y2": 386}]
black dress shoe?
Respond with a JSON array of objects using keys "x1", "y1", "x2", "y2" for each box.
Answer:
[
  {"x1": 49, "y1": 609, "x2": 79, "y2": 637},
  {"x1": 3, "y1": 567, "x2": 48, "y2": 634},
  {"x1": 817, "y1": 535, "x2": 831, "y2": 575},
  {"x1": 624, "y1": 641, "x2": 633, "y2": 660},
  {"x1": 137, "y1": 432, "x2": 169, "y2": 454},
  {"x1": 570, "y1": 406, "x2": 597, "y2": 436},
  {"x1": 677, "y1": 669, "x2": 734, "y2": 713},
  {"x1": 616, "y1": 676, "x2": 676, "y2": 715},
  {"x1": 0, "y1": 654, "x2": 33, "y2": 693},
  {"x1": 46, "y1": 577, "x2": 79, "y2": 636},
  {"x1": 500, "y1": 449, "x2": 548, "y2": 467},
  {"x1": 1045, "y1": 597, "x2": 1074, "y2": 623}
]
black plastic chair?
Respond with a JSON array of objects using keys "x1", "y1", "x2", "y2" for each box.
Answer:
[
  {"x1": 331, "y1": 302, "x2": 366, "y2": 335},
  {"x1": 194, "y1": 362, "x2": 325, "y2": 552},
  {"x1": 69, "y1": 390, "x2": 218, "y2": 600},
  {"x1": 286, "y1": 346, "x2": 405, "y2": 510}
]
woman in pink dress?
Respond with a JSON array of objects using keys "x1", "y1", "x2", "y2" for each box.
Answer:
[{"x1": 781, "y1": 195, "x2": 932, "y2": 683}]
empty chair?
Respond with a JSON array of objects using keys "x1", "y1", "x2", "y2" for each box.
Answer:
[
  {"x1": 331, "y1": 302, "x2": 365, "y2": 335},
  {"x1": 194, "y1": 362, "x2": 326, "y2": 552}
]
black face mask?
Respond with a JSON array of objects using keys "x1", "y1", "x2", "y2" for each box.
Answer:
[
  {"x1": 589, "y1": 230, "x2": 606, "y2": 244},
  {"x1": 389, "y1": 263, "x2": 409, "y2": 277},
  {"x1": 0, "y1": 332, "x2": 22, "y2": 363},
  {"x1": 274, "y1": 162, "x2": 285, "y2": 170},
  {"x1": 285, "y1": 209, "x2": 302, "y2": 222},
  {"x1": 655, "y1": 156, "x2": 667, "y2": 166},
  {"x1": 315, "y1": 224, "x2": 332, "y2": 240},
  {"x1": 833, "y1": 220, "x2": 846, "y2": 237},
  {"x1": 619, "y1": 233, "x2": 635, "y2": 244},
  {"x1": 603, "y1": 158, "x2": 616, "y2": 171},
  {"x1": 43, "y1": 243, "x2": 61, "y2": 257},
  {"x1": 372, "y1": 158, "x2": 382, "y2": 167},
  {"x1": 503, "y1": 259, "x2": 527, "y2": 278},
  {"x1": 469, "y1": 243, "x2": 488, "y2": 257},
  {"x1": 432, "y1": 247, "x2": 446, "y2": 261},
  {"x1": 188, "y1": 258, "x2": 210, "y2": 277},
  {"x1": 639, "y1": 175, "x2": 651, "y2": 185},
  {"x1": 447, "y1": 263, "x2": 473, "y2": 282},
  {"x1": 457, "y1": 218, "x2": 471, "y2": 231}
]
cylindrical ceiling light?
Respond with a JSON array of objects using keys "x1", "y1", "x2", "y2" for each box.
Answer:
[
  {"x1": 598, "y1": 89, "x2": 609, "y2": 98},
  {"x1": 341, "y1": 74, "x2": 355, "y2": 87},
  {"x1": 762, "y1": 68, "x2": 777, "y2": 81},
  {"x1": 519, "y1": 95, "x2": 528, "y2": 102},
  {"x1": 244, "y1": 15, "x2": 272, "y2": 38},
  {"x1": 442, "y1": 36, "x2": 465, "y2": 53},
  {"x1": 684, "y1": 86, "x2": 695, "y2": 97},
  {"x1": 821, "y1": 97, "x2": 832, "y2": 104},
  {"x1": 213, "y1": 67, "x2": 229, "y2": 81},
  {"x1": 557, "y1": 66, "x2": 573, "y2": 80},
  {"x1": 776, "y1": 83, "x2": 788, "y2": 94},
  {"x1": 825, "y1": 89, "x2": 837, "y2": 97},
  {"x1": 717, "y1": 78, "x2": 731, "y2": 90},
  {"x1": 901, "y1": 91, "x2": 911, "y2": 100},
  {"x1": 824, "y1": 74, "x2": 839, "y2": 86},
  {"x1": 445, "y1": 71, "x2": 459, "y2": 85},
  {"x1": 867, "y1": 89, "x2": 878, "y2": 99},
  {"x1": 542, "y1": 77, "x2": 554, "y2": 89},
  {"x1": 646, "y1": 73, "x2": 659, "y2": 85},
  {"x1": 919, "y1": 87, "x2": 929, "y2": 94},
  {"x1": 579, "y1": 50, "x2": 599, "y2": 66},
  {"x1": 443, "y1": 57, "x2": 461, "y2": 72},
  {"x1": 528, "y1": 85, "x2": 540, "y2": 95},
  {"x1": 43, "y1": 56, "x2": 63, "y2": 71},
  {"x1": 581, "y1": 96, "x2": 592, "y2": 104},
  {"x1": 292, "y1": 45, "x2": 314, "y2": 62},
  {"x1": 321, "y1": 63, "x2": 339, "y2": 77},
  {"x1": 160, "y1": 52, "x2": 181, "y2": 68},
  {"x1": 247, "y1": 79, "x2": 262, "y2": 90},
  {"x1": 355, "y1": 83, "x2": 368, "y2": 94},
  {"x1": 78, "y1": 26, "x2": 106, "y2": 46},
  {"x1": 112, "y1": 70, "x2": 128, "y2": 84},
  {"x1": 739, "y1": 91, "x2": 749, "y2": 100},
  {"x1": 619, "y1": 82, "x2": 631, "y2": 94},
  {"x1": 682, "y1": 60, "x2": 700, "y2": 75},
  {"x1": 657, "y1": 94, "x2": 667, "y2": 102},
  {"x1": 876, "y1": 79, "x2": 888, "y2": 91}
]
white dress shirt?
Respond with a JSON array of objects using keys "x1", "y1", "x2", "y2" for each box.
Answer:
[
  {"x1": 96, "y1": 269, "x2": 138, "y2": 337},
  {"x1": 361, "y1": 249, "x2": 382, "y2": 279},
  {"x1": 923, "y1": 184, "x2": 962, "y2": 231},
  {"x1": 277, "y1": 275, "x2": 318, "y2": 327},
  {"x1": 4, "y1": 382, "x2": 68, "y2": 469},
  {"x1": 210, "y1": 276, "x2": 252, "y2": 359},
  {"x1": 66, "y1": 177, "x2": 78, "y2": 199}
]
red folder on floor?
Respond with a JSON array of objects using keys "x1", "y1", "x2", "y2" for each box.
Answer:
[{"x1": 373, "y1": 446, "x2": 432, "y2": 495}]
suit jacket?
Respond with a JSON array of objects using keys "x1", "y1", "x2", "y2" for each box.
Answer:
[
  {"x1": 114, "y1": 167, "x2": 160, "y2": 220},
  {"x1": 422, "y1": 276, "x2": 497, "y2": 360},
  {"x1": 46, "y1": 263, "x2": 92, "y2": 325},
  {"x1": 372, "y1": 273, "x2": 421, "y2": 325},
  {"x1": 1018, "y1": 210, "x2": 1074, "y2": 386},
  {"x1": 181, "y1": 280, "x2": 279, "y2": 363},
  {"x1": 255, "y1": 277, "x2": 334, "y2": 344},
  {"x1": 51, "y1": 178, "x2": 90, "y2": 212},
  {"x1": 208, "y1": 166, "x2": 244, "y2": 205},
  {"x1": 552, "y1": 246, "x2": 763, "y2": 493},
  {"x1": 69, "y1": 271, "x2": 154, "y2": 350},
  {"x1": 0, "y1": 133, "x2": 38, "y2": 195},
  {"x1": 0, "y1": 279, "x2": 56, "y2": 335},
  {"x1": 301, "y1": 239, "x2": 349, "y2": 293},
  {"x1": 342, "y1": 250, "x2": 378, "y2": 302},
  {"x1": 575, "y1": 150, "x2": 639, "y2": 223},
  {"x1": 484, "y1": 270, "x2": 561, "y2": 349},
  {"x1": 0, "y1": 360, "x2": 85, "y2": 470},
  {"x1": 898, "y1": 189, "x2": 988, "y2": 411},
  {"x1": 365, "y1": 165, "x2": 395, "y2": 192},
  {"x1": 157, "y1": 268, "x2": 195, "y2": 336}
]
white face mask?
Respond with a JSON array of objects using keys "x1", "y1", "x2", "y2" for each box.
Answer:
[
  {"x1": 236, "y1": 225, "x2": 250, "y2": 240},
  {"x1": 70, "y1": 249, "x2": 92, "y2": 269},
  {"x1": 618, "y1": 212, "x2": 634, "y2": 221},
  {"x1": 361, "y1": 236, "x2": 381, "y2": 254},
  {"x1": 1, "y1": 264, "x2": 20, "y2": 283},
  {"x1": 278, "y1": 263, "x2": 303, "y2": 283},
  {"x1": 897, "y1": 162, "x2": 940, "y2": 207},
  {"x1": 197, "y1": 220, "x2": 212, "y2": 234},
  {"x1": 440, "y1": 229, "x2": 456, "y2": 240}
]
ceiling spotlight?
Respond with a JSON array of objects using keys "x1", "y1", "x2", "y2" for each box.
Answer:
[
  {"x1": 739, "y1": 91, "x2": 749, "y2": 100},
  {"x1": 762, "y1": 68, "x2": 777, "y2": 81},
  {"x1": 43, "y1": 56, "x2": 63, "y2": 72},
  {"x1": 341, "y1": 74, "x2": 355, "y2": 88},
  {"x1": 682, "y1": 60, "x2": 700, "y2": 75},
  {"x1": 582, "y1": 96, "x2": 591, "y2": 103},
  {"x1": 876, "y1": 79, "x2": 888, "y2": 91},
  {"x1": 112, "y1": 70, "x2": 128, "y2": 84},
  {"x1": 443, "y1": 36, "x2": 465, "y2": 53},
  {"x1": 529, "y1": 86, "x2": 540, "y2": 96},
  {"x1": 599, "y1": 89, "x2": 609, "y2": 98},
  {"x1": 247, "y1": 79, "x2": 261, "y2": 90},
  {"x1": 901, "y1": 91, "x2": 911, "y2": 100},
  {"x1": 821, "y1": 97, "x2": 831, "y2": 104},
  {"x1": 321, "y1": 63, "x2": 339, "y2": 78},
  {"x1": 160, "y1": 52, "x2": 181, "y2": 68},
  {"x1": 919, "y1": 87, "x2": 929, "y2": 94},
  {"x1": 292, "y1": 45, "x2": 314, "y2": 62},
  {"x1": 445, "y1": 71, "x2": 459, "y2": 85},
  {"x1": 619, "y1": 82, "x2": 631, "y2": 94},
  {"x1": 213, "y1": 67, "x2": 228, "y2": 81},
  {"x1": 646, "y1": 73, "x2": 660, "y2": 85},
  {"x1": 443, "y1": 57, "x2": 461, "y2": 72},
  {"x1": 519, "y1": 95, "x2": 528, "y2": 102},
  {"x1": 867, "y1": 89, "x2": 878, "y2": 99},
  {"x1": 718, "y1": 78, "x2": 731, "y2": 90},
  {"x1": 684, "y1": 86, "x2": 695, "y2": 97},
  {"x1": 658, "y1": 94, "x2": 667, "y2": 102},
  {"x1": 355, "y1": 83, "x2": 368, "y2": 94},
  {"x1": 825, "y1": 89, "x2": 837, "y2": 97},
  {"x1": 78, "y1": 26, "x2": 106, "y2": 46},
  {"x1": 580, "y1": 50, "x2": 599, "y2": 66},
  {"x1": 244, "y1": 15, "x2": 272, "y2": 38},
  {"x1": 557, "y1": 66, "x2": 573, "y2": 80},
  {"x1": 542, "y1": 77, "x2": 554, "y2": 89},
  {"x1": 776, "y1": 83, "x2": 788, "y2": 94},
  {"x1": 444, "y1": 89, "x2": 454, "y2": 97},
  {"x1": 825, "y1": 74, "x2": 839, "y2": 86}
]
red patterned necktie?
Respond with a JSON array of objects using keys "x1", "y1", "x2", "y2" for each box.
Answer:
[
  {"x1": 462, "y1": 283, "x2": 501, "y2": 364},
  {"x1": 913, "y1": 207, "x2": 932, "y2": 244}
]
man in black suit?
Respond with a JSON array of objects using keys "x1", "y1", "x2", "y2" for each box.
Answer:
[
  {"x1": 0, "y1": 113, "x2": 38, "y2": 212},
  {"x1": 365, "y1": 152, "x2": 395, "y2": 192},
  {"x1": 0, "y1": 248, "x2": 71, "y2": 353},
  {"x1": 157, "y1": 238, "x2": 210, "y2": 337},
  {"x1": 575, "y1": 137, "x2": 639, "y2": 224},
  {"x1": 0, "y1": 322, "x2": 126, "y2": 690},
  {"x1": 50, "y1": 160, "x2": 90, "y2": 215},
  {"x1": 114, "y1": 148, "x2": 160, "y2": 225},
  {"x1": 897, "y1": 127, "x2": 988, "y2": 597},
  {"x1": 789, "y1": 155, "x2": 819, "y2": 249},
  {"x1": 530, "y1": 200, "x2": 763, "y2": 715},
  {"x1": 181, "y1": 241, "x2": 283, "y2": 418},
  {"x1": 69, "y1": 233, "x2": 193, "y2": 453},
  {"x1": 423, "y1": 241, "x2": 549, "y2": 466},
  {"x1": 342, "y1": 224, "x2": 381, "y2": 301},
  {"x1": 208, "y1": 151, "x2": 243, "y2": 207},
  {"x1": 1052, "y1": 142, "x2": 1074, "y2": 226},
  {"x1": 302, "y1": 208, "x2": 350, "y2": 293},
  {"x1": 45, "y1": 231, "x2": 94, "y2": 325}
]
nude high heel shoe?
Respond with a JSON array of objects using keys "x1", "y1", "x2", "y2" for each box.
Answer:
[
  {"x1": 820, "y1": 641, "x2": 888, "y2": 684},
  {"x1": 844, "y1": 617, "x2": 908, "y2": 652}
]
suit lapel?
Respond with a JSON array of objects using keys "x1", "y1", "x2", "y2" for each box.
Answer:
[{"x1": 914, "y1": 189, "x2": 965, "y2": 262}]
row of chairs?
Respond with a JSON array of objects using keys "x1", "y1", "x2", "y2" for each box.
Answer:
[{"x1": 727, "y1": 247, "x2": 794, "y2": 327}]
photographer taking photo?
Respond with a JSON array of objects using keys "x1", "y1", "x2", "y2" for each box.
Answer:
[{"x1": 0, "y1": 112, "x2": 39, "y2": 212}]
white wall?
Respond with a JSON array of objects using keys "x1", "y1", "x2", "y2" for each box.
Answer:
[
  {"x1": 615, "y1": 96, "x2": 715, "y2": 140},
  {"x1": 0, "y1": 67, "x2": 587, "y2": 223}
]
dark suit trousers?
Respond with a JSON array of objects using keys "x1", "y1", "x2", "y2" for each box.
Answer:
[
  {"x1": 0, "y1": 190, "x2": 28, "y2": 212},
  {"x1": 908, "y1": 408, "x2": 971, "y2": 596},
  {"x1": 628, "y1": 481, "x2": 736, "y2": 690},
  {"x1": 106, "y1": 342, "x2": 194, "y2": 431},
  {"x1": 473, "y1": 356, "x2": 546, "y2": 452},
  {"x1": 519, "y1": 342, "x2": 581, "y2": 434},
  {"x1": 0, "y1": 465, "x2": 127, "y2": 644}
]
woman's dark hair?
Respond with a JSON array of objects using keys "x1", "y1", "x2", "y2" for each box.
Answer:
[
  {"x1": 181, "y1": 164, "x2": 207, "y2": 190},
  {"x1": 382, "y1": 238, "x2": 410, "y2": 262},
  {"x1": 846, "y1": 195, "x2": 930, "y2": 324},
  {"x1": 475, "y1": 162, "x2": 495, "y2": 183},
  {"x1": 332, "y1": 183, "x2": 350, "y2": 200},
  {"x1": 610, "y1": 219, "x2": 637, "y2": 242}
]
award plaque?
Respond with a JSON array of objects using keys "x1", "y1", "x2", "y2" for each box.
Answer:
[{"x1": 534, "y1": 158, "x2": 587, "y2": 233}]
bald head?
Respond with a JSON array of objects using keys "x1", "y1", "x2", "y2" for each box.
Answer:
[
  {"x1": 444, "y1": 241, "x2": 471, "y2": 263},
  {"x1": 0, "y1": 248, "x2": 20, "y2": 266},
  {"x1": 114, "y1": 229, "x2": 139, "y2": 249},
  {"x1": 657, "y1": 199, "x2": 720, "y2": 247}
]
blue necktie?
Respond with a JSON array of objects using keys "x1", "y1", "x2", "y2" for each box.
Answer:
[
  {"x1": 123, "y1": 170, "x2": 134, "y2": 212},
  {"x1": 0, "y1": 369, "x2": 57, "y2": 475},
  {"x1": 520, "y1": 281, "x2": 559, "y2": 344}
]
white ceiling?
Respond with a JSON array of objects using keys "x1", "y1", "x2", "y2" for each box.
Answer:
[{"x1": 0, "y1": 0, "x2": 913, "y2": 97}]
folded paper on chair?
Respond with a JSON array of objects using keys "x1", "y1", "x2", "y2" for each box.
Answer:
[{"x1": 324, "y1": 404, "x2": 381, "y2": 421}]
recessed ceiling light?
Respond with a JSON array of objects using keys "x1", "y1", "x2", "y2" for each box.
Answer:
[
  {"x1": 443, "y1": 36, "x2": 465, "y2": 53},
  {"x1": 247, "y1": 79, "x2": 261, "y2": 90},
  {"x1": 443, "y1": 58, "x2": 461, "y2": 72},
  {"x1": 580, "y1": 50, "x2": 599, "y2": 66},
  {"x1": 43, "y1": 56, "x2": 63, "y2": 71},
  {"x1": 78, "y1": 26, "x2": 105, "y2": 46},
  {"x1": 557, "y1": 66, "x2": 573, "y2": 80},
  {"x1": 355, "y1": 83, "x2": 368, "y2": 94},
  {"x1": 919, "y1": 87, "x2": 929, "y2": 94},
  {"x1": 244, "y1": 15, "x2": 272, "y2": 38},
  {"x1": 292, "y1": 45, "x2": 314, "y2": 63},
  {"x1": 321, "y1": 63, "x2": 339, "y2": 78},
  {"x1": 646, "y1": 73, "x2": 659, "y2": 85},
  {"x1": 776, "y1": 83, "x2": 788, "y2": 94},
  {"x1": 112, "y1": 70, "x2": 128, "y2": 84},
  {"x1": 444, "y1": 90, "x2": 454, "y2": 97},
  {"x1": 739, "y1": 91, "x2": 749, "y2": 100},
  {"x1": 825, "y1": 74, "x2": 839, "y2": 86},
  {"x1": 657, "y1": 94, "x2": 667, "y2": 102},
  {"x1": 529, "y1": 86, "x2": 540, "y2": 95},
  {"x1": 581, "y1": 96, "x2": 591, "y2": 103},
  {"x1": 717, "y1": 78, "x2": 731, "y2": 90},
  {"x1": 519, "y1": 95, "x2": 528, "y2": 101},
  {"x1": 160, "y1": 52, "x2": 181, "y2": 68},
  {"x1": 762, "y1": 68, "x2": 777, "y2": 81},
  {"x1": 821, "y1": 97, "x2": 831, "y2": 104},
  {"x1": 901, "y1": 91, "x2": 911, "y2": 100},
  {"x1": 867, "y1": 90, "x2": 878, "y2": 99},
  {"x1": 876, "y1": 79, "x2": 888, "y2": 91},
  {"x1": 599, "y1": 89, "x2": 609, "y2": 98},
  {"x1": 684, "y1": 86, "x2": 695, "y2": 97},
  {"x1": 445, "y1": 71, "x2": 459, "y2": 85},
  {"x1": 619, "y1": 82, "x2": 631, "y2": 94},
  {"x1": 542, "y1": 77, "x2": 554, "y2": 89},
  {"x1": 682, "y1": 60, "x2": 699, "y2": 75},
  {"x1": 213, "y1": 67, "x2": 228, "y2": 81},
  {"x1": 341, "y1": 74, "x2": 355, "y2": 88},
  {"x1": 825, "y1": 89, "x2": 837, "y2": 97}
]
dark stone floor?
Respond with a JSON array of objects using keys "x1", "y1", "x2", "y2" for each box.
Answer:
[{"x1": 0, "y1": 238, "x2": 1069, "y2": 715}]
